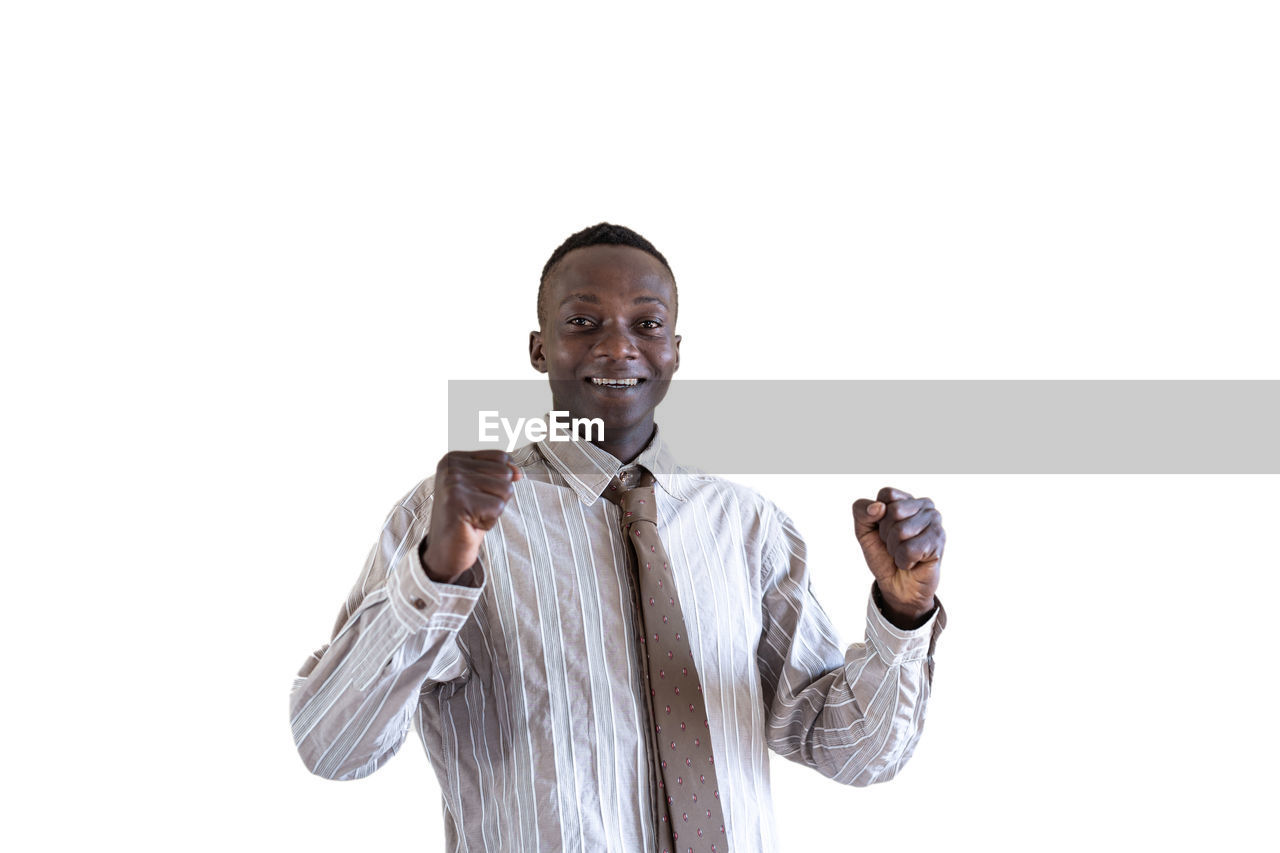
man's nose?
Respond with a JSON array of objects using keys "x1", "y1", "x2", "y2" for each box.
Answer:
[{"x1": 593, "y1": 324, "x2": 640, "y2": 359}]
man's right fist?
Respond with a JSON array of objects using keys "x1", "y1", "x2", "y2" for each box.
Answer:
[{"x1": 421, "y1": 450, "x2": 522, "y2": 583}]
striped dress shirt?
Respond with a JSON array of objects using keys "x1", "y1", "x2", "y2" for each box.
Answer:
[{"x1": 290, "y1": 428, "x2": 946, "y2": 852}]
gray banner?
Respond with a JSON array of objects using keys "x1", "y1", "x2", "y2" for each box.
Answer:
[{"x1": 447, "y1": 380, "x2": 1280, "y2": 473}]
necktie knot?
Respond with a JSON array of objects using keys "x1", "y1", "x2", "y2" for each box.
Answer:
[{"x1": 605, "y1": 468, "x2": 658, "y2": 526}]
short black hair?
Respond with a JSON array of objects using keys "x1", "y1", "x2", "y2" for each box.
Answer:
[{"x1": 538, "y1": 222, "x2": 677, "y2": 329}]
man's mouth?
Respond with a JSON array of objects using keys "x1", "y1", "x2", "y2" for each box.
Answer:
[{"x1": 588, "y1": 377, "x2": 644, "y2": 389}]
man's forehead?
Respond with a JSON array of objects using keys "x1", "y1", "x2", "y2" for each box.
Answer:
[{"x1": 550, "y1": 244, "x2": 673, "y2": 284}]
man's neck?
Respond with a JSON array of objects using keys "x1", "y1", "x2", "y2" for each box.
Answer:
[{"x1": 590, "y1": 420, "x2": 656, "y2": 466}]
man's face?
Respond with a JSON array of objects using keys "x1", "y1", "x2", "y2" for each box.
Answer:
[{"x1": 529, "y1": 245, "x2": 681, "y2": 442}]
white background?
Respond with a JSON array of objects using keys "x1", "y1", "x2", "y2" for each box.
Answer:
[{"x1": 3, "y1": 2, "x2": 1277, "y2": 851}]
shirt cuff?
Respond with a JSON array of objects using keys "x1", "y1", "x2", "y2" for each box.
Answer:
[
  {"x1": 864, "y1": 583, "x2": 947, "y2": 666},
  {"x1": 386, "y1": 538, "x2": 487, "y2": 631}
]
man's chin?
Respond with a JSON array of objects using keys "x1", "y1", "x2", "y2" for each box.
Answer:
[{"x1": 550, "y1": 403, "x2": 651, "y2": 440}]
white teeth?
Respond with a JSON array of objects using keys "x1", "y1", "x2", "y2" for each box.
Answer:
[{"x1": 591, "y1": 377, "x2": 639, "y2": 386}]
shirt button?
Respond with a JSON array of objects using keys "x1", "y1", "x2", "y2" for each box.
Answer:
[{"x1": 411, "y1": 597, "x2": 427, "y2": 610}]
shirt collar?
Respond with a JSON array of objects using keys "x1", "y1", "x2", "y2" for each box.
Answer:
[{"x1": 535, "y1": 422, "x2": 689, "y2": 505}]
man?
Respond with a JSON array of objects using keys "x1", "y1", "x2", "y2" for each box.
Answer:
[{"x1": 290, "y1": 223, "x2": 946, "y2": 852}]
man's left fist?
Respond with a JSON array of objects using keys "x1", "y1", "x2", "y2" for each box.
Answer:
[{"x1": 852, "y1": 487, "x2": 944, "y2": 628}]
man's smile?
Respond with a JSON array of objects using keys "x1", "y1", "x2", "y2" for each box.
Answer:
[{"x1": 588, "y1": 376, "x2": 646, "y2": 389}]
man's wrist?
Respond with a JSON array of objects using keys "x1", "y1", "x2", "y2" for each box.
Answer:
[
  {"x1": 873, "y1": 582, "x2": 936, "y2": 631},
  {"x1": 418, "y1": 539, "x2": 479, "y2": 586}
]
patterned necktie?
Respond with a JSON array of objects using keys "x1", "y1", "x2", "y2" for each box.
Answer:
[{"x1": 606, "y1": 467, "x2": 728, "y2": 853}]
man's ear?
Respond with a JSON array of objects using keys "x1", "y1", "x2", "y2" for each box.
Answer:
[
  {"x1": 673, "y1": 334, "x2": 681, "y2": 373},
  {"x1": 529, "y1": 330, "x2": 548, "y2": 373}
]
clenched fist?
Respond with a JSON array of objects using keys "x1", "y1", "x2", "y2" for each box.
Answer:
[
  {"x1": 852, "y1": 487, "x2": 944, "y2": 629},
  {"x1": 421, "y1": 450, "x2": 522, "y2": 583}
]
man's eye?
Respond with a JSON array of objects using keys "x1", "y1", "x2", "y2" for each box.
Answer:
[
  {"x1": 637, "y1": 320, "x2": 662, "y2": 330},
  {"x1": 567, "y1": 317, "x2": 592, "y2": 327}
]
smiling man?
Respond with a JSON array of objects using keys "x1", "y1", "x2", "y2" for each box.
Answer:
[
  {"x1": 290, "y1": 223, "x2": 947, "y2": 852},
  {"x1": 531, "y1": 240, "x2": 681, "y2": 464}
]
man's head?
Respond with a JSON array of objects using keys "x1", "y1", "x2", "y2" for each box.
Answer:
[
  {"x1": 536, "y1": 223, "x2": 677, "y2": 330},
  {"x1": 530, "y1": 223, "x2": 681, "y2": 457}
]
